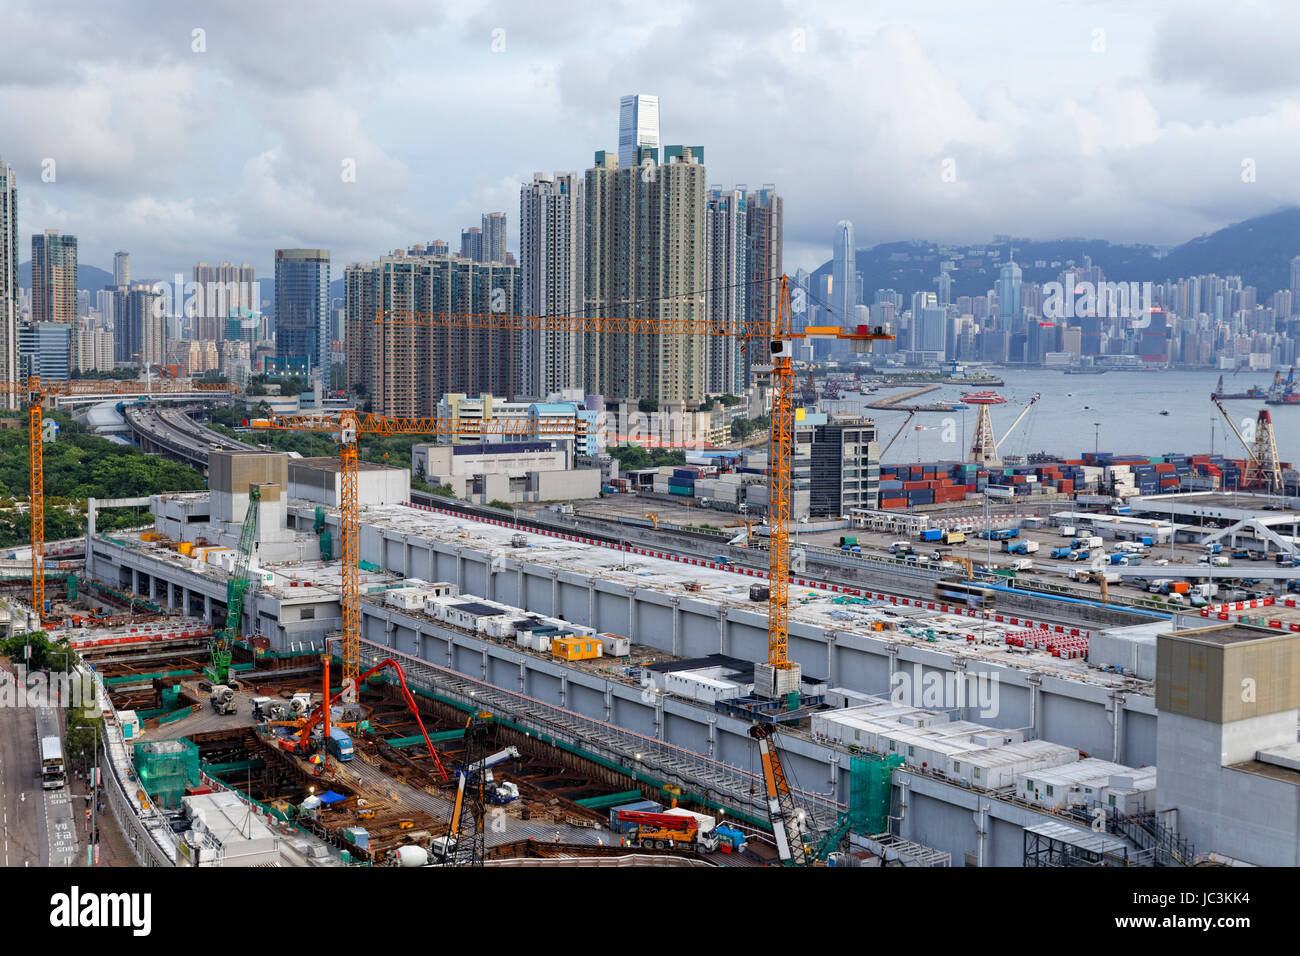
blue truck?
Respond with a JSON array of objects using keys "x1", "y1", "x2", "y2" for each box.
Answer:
[
  {"x1": 920, "y1": 529, "x2": 943, "y2": 542},
  {"x1": 326, "y1": 726, "x2": 354, "y2": 762},
  {"x1": 1050, "y1": 546, "x2": 1072, "y2": 559}
]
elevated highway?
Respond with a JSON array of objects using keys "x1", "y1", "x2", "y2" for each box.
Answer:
[{"x1": 124, "y1": 404, "x2": 252, "y2": 472}]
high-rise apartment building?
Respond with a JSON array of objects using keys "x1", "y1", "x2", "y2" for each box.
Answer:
[
  {"x1": 193, "y1": 261, "x2": 256, "y2": 342},
  {"x1": 113, "y1": 285, "x2": 165, "y2": 368},
  {"x1": 31, "y1": 230, "x2": 78, "y2": 325},
  {"x1": 0, "y1": 157, "x2": 16, "y2": 408},
  {"x1": 618, "y1": 94, "x2": 660, "y2": 169},
  {"x1": 460, "y1": 214, "x2": 508, "y2": 264},
  {"x1": 113, "y1": 251, "x2": 130, "y2": 287},
  {"x1": 584, "y1": 145, "x2": 709, "y2": 405},
  {"x1": 347, "y1": 254, "x2": 522, "y2": 418},
  {"x1": 519, "y1": 172, "x2": 584, "y2": 397},
  {"x1": 744, "y1": 186, "x2": 783, "y2": 387},
  {"x1": 274, "y1": 249, "x2": 330, "y2": 374},
  {"x1": 706, "y1": 186, "x2": 746, "y2": 396}
]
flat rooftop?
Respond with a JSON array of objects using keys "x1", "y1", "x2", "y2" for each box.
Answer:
[
  {"x1": 348, "y1": 502, "x2": 1145, "y2": 691},
  {"x1": 290, "y1": 457, "x2": 395, "y2": 473},
  {"x1": 1164, "y1": 624, "x2": 1283, "y2": 646}
]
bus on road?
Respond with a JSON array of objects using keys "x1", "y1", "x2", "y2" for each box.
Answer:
[{"x1": 36, "y1": 709, "x2": 65, "y2": 790}]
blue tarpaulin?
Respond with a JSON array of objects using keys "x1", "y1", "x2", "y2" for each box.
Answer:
[{"x1": 317, "y1": 791, "x2": 346, "y2": 804}]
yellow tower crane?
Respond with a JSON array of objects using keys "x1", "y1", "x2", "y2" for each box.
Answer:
[{"x1": 0, "y1": 377, "x2": 237, "y2": 618}]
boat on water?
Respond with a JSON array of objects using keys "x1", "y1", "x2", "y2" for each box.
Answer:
[
  {"x1": 1064, "y1": 367, "x2": 1107, "y2": 375},
  {"x1": 961, "y1": 390, "x2": 1005, "y2": 404},
  {"x1": 1160, "y1": 410, "x2": 1170, "y2": 416},
  {"x1": 1210, "y1": 374, "x2": 1267, "y2": 400}
]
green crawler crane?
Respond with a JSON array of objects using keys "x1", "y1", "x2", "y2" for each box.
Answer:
[{"x1": 205, "y1": 487, "x2": 261, "y2": 684}]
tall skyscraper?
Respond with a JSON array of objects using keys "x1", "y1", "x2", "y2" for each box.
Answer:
[
  {"x1": 744, "y1": 186, "x2": 783, "y2": 386},
  {"x1": 113, "y1": 251, "x2": 130, "y2": 287},
  {"x1": 520, "y1": 172, "x2": 584, "y2": 396},
  {"x1": 706, "y1": 186, "x2": 746, "y2": 396},
  {"x1": 830, "y1": 220, "x2": 856, "y2": 324},
  {"x1": 618, "y1": 94, "x2": 660, "y2": 169},
  {"x1": 0, "y1": 157, "x2": 17, "y2": 408},
  {"x1": 584, "y1": 144, "x2": 709, "y2": 405},
  {"x1": 1290, "y1": 256, "x2": 1300, "y2": 307},
  {"x1": 274, "y1": 249, "x2": 330, "y2": 375},
  {"x1": 31, "y1": 230, "x2": 78, "y2": 325},
  {"x1": 192, "y1": 262, "x2": 256, "y2": 342},
  {"x1": 997, "y1": 259, "x2": 1023, "y2": 326}
]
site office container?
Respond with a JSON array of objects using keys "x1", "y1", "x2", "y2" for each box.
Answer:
[{"x1": 551, "y1": 635, "x2": 603, "y2": 661}]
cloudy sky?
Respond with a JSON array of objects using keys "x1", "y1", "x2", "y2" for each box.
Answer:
[{"x1": 3, "y1": 0, "x2": 1299, "y2": 280}]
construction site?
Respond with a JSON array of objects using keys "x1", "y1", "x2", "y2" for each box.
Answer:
[{"x1": 9, "y1": 285, "x2": 1300, "y2": 870}]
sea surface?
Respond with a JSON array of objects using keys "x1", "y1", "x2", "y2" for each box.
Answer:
[{"x1": 818, "y1": 368, "x2": 1296, "y2": 466}]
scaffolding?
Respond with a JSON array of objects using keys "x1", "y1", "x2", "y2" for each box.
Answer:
[
  {"x1": 850, "y1": 752, "x2": 903, "y2": 835},
  {"x1": 133, "y1": 738, "x2": 200, "y2": 809}
]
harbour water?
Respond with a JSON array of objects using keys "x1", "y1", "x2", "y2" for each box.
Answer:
[{"x1": 820, "y1": 368, "x2": 1295, "y2": 465}]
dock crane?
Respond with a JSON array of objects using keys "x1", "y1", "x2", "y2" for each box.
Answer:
[
  {"x1": 250, "y1": 410, "x2": 592, "y2": 705},
  {"x1": 968, "y1": 392, "x2": 1042, "y2": 466},
  {"x1": 1212, "y1": 397, "x2": 1283, "y2": 493},
  {"x1": 376, "y1": 276, "x2": 892, "y2": 699},
  {"x1": 205, "y1": 486, "x2": 260, "y2": 685},
  {"x1": 0, "y1": 376, "x2": 237, "y2": 618}
]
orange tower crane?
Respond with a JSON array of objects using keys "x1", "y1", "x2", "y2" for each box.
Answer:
[
  {"x1": 373, "y1": 275, "x2": 891, "y2": 696},
  {"x1": 0, "y1": 377, "x2": 237, "y2": 617},
  {"x1": 249, "y1": 409, "x2": 591, "y2": 703}
]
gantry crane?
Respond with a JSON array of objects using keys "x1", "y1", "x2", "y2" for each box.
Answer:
[
  {"x1": 374, "y1": 277, "x2": 892, "y2": 697},
  {"x1": 0, "y1": 376, "x2": 237, "y2": 617},
  {"x1": 249, "y1": 410, "x2": 591, "y2": 703}
]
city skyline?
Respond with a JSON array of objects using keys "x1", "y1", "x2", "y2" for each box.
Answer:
[{"x1": 3, "y1": 0, "x2": 1300, "y2": 279}]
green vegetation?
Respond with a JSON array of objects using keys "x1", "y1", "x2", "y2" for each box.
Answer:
[
  {"x1": 487, "y1": 499, "x2": 514, "y2": 512},
  {"x1": 66, "y1": 706, "x2": 103, "y2": 768},
  {"x1": 245, "y1": 373, "x2": 307, "y2": 397},
  {"x1": 0, "y1": 412, "x2": 206, "y2": 547},
  {"x1": 427, "y1": 483, "x2": 456, "y2": 498},
  {"x1": 637, "y1": 398, "x2": 659, "y2": 413},
  {"x1": 702, "y1": 393, "x2": 743, "y2": 407},
  {"x1": 730, "y1": 415, "x2": 772, "y2": 440},
  {"x1": 608, "y1": 445, "x2": 686, "y2": 471},
  {"x1": 0, "y1": 631, "x2": 74, "y2": 671}
]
